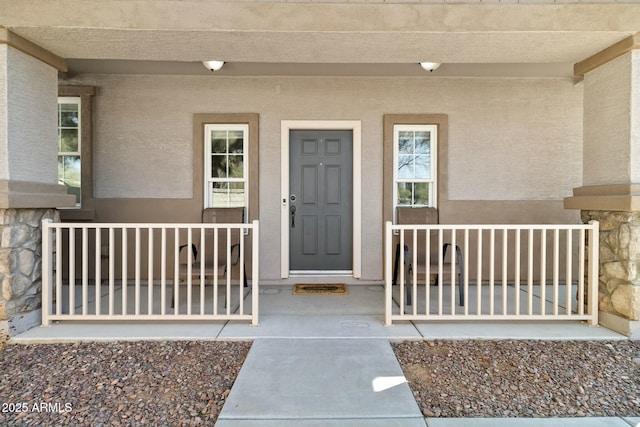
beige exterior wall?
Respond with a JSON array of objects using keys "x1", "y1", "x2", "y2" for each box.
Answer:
[
  {"x1": 64, "y1": 74, "x2": 583, "y2": 281},
  {"x1": 631, "y1": 51, "x2": 640, "y2": 184},
  {"x1": 583, "y1": 52, "x2": 637, "y2": 186},
  {"x1": 0, "y1": 29, "x2": 74, "y2": 210},
  {"x1": 0, "y1": 46, "x2": 7, "y2": 177},
  {"x1": 1, "y1": 45, "x2": 58, "y2": 184},
  {"x1": 447, "y1": 79, "x2": 582, "y2": 200}
]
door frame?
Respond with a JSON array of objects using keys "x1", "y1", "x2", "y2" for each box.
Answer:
[{"x1": 280, "y1": 120, "x2": 362, "y2": 279}]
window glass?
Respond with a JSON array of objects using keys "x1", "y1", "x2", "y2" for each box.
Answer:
[
  {"x1": 211, "y1": 155, "x2": 227, "y2": 178},
  {"x1": 415, "y1": 155, "x2": 430, "y2": 179},
  {"x1": 398, "y1": 131, "x2": 413, "y2": 154},
  {"x1": 228, "y1": 131, "x2": 244, "y2": 153},
  {"x1": 413, "y1": 182, "x2": 429, "y2": 205},
  {"x1": 57, "y1": 98, "x2": 81, "y2": 206},
  {"x1": 415, "y1": 132, "x2": 430, "y2": 154},
  {"x1": 59, "y1": 103, "x2": 79, "y2": 127},
  {"x1": 59, "y1": 128, "x2": 78, "y2": 152},
  {"x1": 228, "y1": 155, "x2": 244, "y2": 178}
]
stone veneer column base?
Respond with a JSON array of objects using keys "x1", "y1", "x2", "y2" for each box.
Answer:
[
  {"x1": 0, "y1": 208, "x2": 59, "y2": 336},
  {"x1": 582, "y1": 210, "x2": 640, "y2": 339}
]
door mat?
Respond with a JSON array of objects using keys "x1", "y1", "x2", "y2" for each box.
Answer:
[{"x1": 293, "y1": 284, "x2": 348, "y2": 295}]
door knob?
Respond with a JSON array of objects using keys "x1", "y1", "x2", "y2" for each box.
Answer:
[{"x1": 290, "y1": 205, "x2": 297, "y2": 228}]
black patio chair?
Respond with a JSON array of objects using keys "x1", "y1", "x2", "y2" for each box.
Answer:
[
  {"x1": 392, "y1": 207, "x2": 464, "y2": 307},
  {"x1": 172, "y1": 207, "x2": 247, "y2": 309}
]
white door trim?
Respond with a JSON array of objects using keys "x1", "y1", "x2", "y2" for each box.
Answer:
[{"x1": 281, "y1": 120, "x2": 362, "y2": 279}]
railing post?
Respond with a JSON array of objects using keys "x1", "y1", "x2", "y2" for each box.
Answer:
[
  {"x1": 41, "y1": 219, "x2": 53, "y2": 327},
  {"x1": 385, "y1": 221, "x2": 393, "y2": 326},
  {"x1": 587, "y1": 220, "x2": 600, "y2": 326},
  {"x1": 251, "y1": 220, "x2": 260, "y2": 326}
]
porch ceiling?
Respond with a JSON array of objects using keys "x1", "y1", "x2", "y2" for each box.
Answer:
[{"x1": 2, "y1": 1, "x2": 639, "y2": 77}]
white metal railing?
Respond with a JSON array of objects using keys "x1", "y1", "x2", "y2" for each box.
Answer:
[
  {"x1": 385, "y1": 221, "x2": 599, "y2": 326},
  {"x1": 42, "y1": 220, "x2": 259, "y2": 326}
]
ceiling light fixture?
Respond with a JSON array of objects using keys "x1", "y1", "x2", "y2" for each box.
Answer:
[
  {"x1": 202, "y1": 60, "x2": 225, "y2": 71},
  {"x1": 419, "y1": 62, "x2": 441, "y2": 72}
]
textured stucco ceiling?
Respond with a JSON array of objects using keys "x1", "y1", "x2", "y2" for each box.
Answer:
[{"x1": 2, "y1": 1, "x2": 639, "y2": 77}]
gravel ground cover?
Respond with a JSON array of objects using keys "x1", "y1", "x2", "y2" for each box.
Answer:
[
  {"x1": 1, "y1": 338, "x2": 638, "y2": 425},
  {"x1": 0, "y1": 341, "x2": 251, "y2": 426},
  {"x1": 393, "y1": 340, "x2": 640, "y2": 418}
]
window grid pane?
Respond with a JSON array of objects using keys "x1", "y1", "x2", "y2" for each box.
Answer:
[
  {"x1": 397, "y1": 182, "x2": 413, "y2": 206},
  {"x1": 396, "y1": 182, "x2": 432, "y2": 207},
  {"x1": 228, "y1": 131, "x2": 244, "y2": 153},
  {"x1": 397, "y1": 154, "x2": 414, "y2": 179},
  {"x1": 398, "y1": 132, "x2": 413, "y2": 154},
  {"x1": 58, "y1": 155, "x2": 81, "y2": 205},
  {"x1": 413, "y1": 182, "x2": 430, "y2": 205},
  {"x1": 415, "y1": 154, "x2": 430, "y2": 179},
  {"x1": 59, "y1": 128, "x2": 79, "y2": 153},
  {"x1": 209, "y1": 182, "x2": 246, "y2": 208},
  {"x1": 211, "y1": 155, "x2": 227, "y2": 178}
]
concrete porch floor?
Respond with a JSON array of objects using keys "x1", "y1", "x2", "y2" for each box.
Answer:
[{"x1": 12, "y1": 284, "x2": 626, "y2": 343}]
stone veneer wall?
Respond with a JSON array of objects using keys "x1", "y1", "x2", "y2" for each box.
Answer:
[
  {"x1": 582, "y1": 210, "x2": 640, "y2": 322},
  {"x1": 0, "y1": 208, "x2": 59, "y2": 336}
]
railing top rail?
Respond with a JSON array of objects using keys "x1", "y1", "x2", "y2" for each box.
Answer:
[
  {"x1": 42, "y1": 220, "x2": 258, "y2": 230},
  {"x1": 388, "y1": 222, "x2": 598, "y2": 231}
]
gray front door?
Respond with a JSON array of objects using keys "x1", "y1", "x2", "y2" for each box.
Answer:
[{"x1": 289, "y1": 130, "x2": 353, "y2": 271}]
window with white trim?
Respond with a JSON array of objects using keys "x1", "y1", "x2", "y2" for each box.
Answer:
[
  {"x1": 393, "y1": 124, "x2": 437, "y2": 210},
  {"x1": 204, "y1": 124, "x2": 249, "y2": 211},
  {"x1": 57, "y1": 97, "x2": 81, "y2": 206}
]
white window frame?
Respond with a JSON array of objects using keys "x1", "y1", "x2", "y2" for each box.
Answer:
[
  {"x1": 204, "y1": 124, "x2": 249, "y2": 215},
  {"x1": 57, "y1": 96, "x2": 82, "y2": 208},
  {"x1": 393, "y1": 124, "x2": 438, "y2": 218}
]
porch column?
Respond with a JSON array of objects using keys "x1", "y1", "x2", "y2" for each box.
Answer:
[
  {"x1": 0, "y1": 28, "x2": 75, "y2": 336},
  {"x1": 565, "y1": 33, "x2": 640, "y2": 339}
]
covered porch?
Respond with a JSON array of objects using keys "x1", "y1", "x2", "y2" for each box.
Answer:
[
  {"x1": 1, "y1": 2, "x2": 639, "y2": 340},
  {"x1": 19, "y1": 218, "x2": 623, "y2": 342},
  {"x1": 15, "y1": 284, "x2": 624, "y2": 343}
]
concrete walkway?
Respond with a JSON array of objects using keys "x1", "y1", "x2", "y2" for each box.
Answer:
[{"x1": 216, "y1": 338, "x2": 426, "y2": 426}]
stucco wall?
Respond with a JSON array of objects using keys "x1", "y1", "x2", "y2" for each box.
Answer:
[
  {"x1": 64, "y1": 74, "x2": 583, "y2": 280},
  {"x1": 0, "y1": 46, "x2": 7, "y2": 179},
  {"x1": 583, "y1": 53, "x2": 634, "y2": 186},
  {"x1": 76, "y1": 75, "x2": 584, "y2": 200},
  {"x1": 4, "y1": 46, "x2": 57, "y2": 184},
  {"x1": 631, "y1": 51, "x2": 640, "y2": 184},
  {"x1": 447, "y1": 79, "x2": 582, "y2": 200}
]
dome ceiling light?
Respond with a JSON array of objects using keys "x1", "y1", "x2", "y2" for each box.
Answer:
[
  {"x1": 202, "y1": 60, "x2": 225, "y2": 71},
  {"x1": 419, "y1": 62, "x2": 441, "y2": 72}
]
